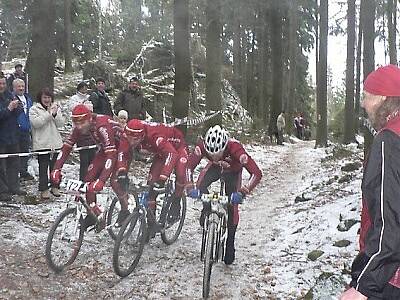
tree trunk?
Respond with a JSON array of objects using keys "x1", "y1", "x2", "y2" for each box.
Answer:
[
  {"x1": 64, "y1": 0, "x2": 73, "y2": 73},
  {"x1": 257, "y1": 4, "x2": 267, "y2": 123},
  {"x1": 315, "y1": 0, "x2": 319, "y2": 94},
  {"x1": 205, "y1": 0, "x2": 222, "y2": 127},
  {"x1": 362, "y1": 0, "x2": 375, "y2": 155},
  {"x1": 354, "y1": 1, "x2": 363, "y2": 133},
  {"x1": 268, "y1": 1, "x2": 283, "y2": 137},
  {"x1": 240, "y1": 25, "x2": 248, "y2": 109},
  {"x1": 233, "y1": 1, "x2": 242, "y2": 98},
  {"x1": 287, "y1": 1, "x2": 299, "y2": 129},
  {"x1": 97, "y1": 0, "x2": 102, "y2": 60},
  {"x1": 173, "y1": 0, "x2": 191, "y2": 136},
  {"x1": 387, "y1": 0, "x2": 397, "y2": 64},
  {"x1": 315, "y1": 0, "x2": 328, "y2": 147},
  {"x1": 343, "y1": 0, "x2": 356, "y2": 144},
  {"x1": 25, "y1": 0, "x2": 56, "y2": 99}
]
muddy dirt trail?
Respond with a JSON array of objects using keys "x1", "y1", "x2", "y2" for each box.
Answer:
[{"x1": 0, "y1": 141, "x2": 321, "y2": 300}]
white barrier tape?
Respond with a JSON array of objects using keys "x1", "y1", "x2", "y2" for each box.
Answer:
[
  {"x1": 362, "y1": 117, "x2": 377, "y2": 137},
  {"x1": 171, "y1": 111, "x2": 222, "y2": 127},
  {"x1": 0, "y1": 111, "x2": 221, "y2": 158},
  {"x1": 0, "y1": 145, "x2": 98, "y2": 159}
]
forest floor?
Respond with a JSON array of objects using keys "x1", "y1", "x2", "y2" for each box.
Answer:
[{"x1": 0, "y1": 138, "x2": 363, "y2": 300}]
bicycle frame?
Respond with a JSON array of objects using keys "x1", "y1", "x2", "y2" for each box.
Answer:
[
  {"x1": 133, "y1": 179, "x2": 175, "y2": 221},
  {"x1": 60, "y1": 178, "x2": 116, "y2": 232}
]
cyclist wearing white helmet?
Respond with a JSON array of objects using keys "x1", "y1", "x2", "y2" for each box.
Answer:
[{"x1": 187, "y1": 125, "x2": 262, "y2": 265}]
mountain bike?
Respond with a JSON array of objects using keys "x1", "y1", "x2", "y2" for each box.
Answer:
[
  {"x1": 113, "y1": 177, "x2": 186, "y2": 277},
  {"x1": 200, "y1": 181, "x2": 230, "y2": 299},
  {"x1": 45, "y1": 178, "x2": 131, "y2": 273}
]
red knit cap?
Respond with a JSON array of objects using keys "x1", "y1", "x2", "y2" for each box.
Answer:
[
  {"x1": 72, "y1": 104, "x2": 92, "y2": 121},
  {"x1": 364, "y1": 64, "x2": 400, "y2": 96},
  {"x1": 125, "y1": 119, "x2": 145, "y2": 138}
]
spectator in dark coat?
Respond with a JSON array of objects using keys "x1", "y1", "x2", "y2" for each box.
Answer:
[
  {"x1": 114, "y1": 77, "x2": 154, "y2": 120},
  {"x1": 7, "y1": 63, "x2": 28, "y2": 93},
  {"x1": 88, "y1": 77, "x2": 113, "y2": 117},
  {"x1": 0, "y1": 75, "x2": 26, "y2": 200},
  {"x1": 12, "y1": 78, "x2": 34, "y2": 180},
  {"x1": 294, "y1": 113, "x2": 304, "y2": 140}
]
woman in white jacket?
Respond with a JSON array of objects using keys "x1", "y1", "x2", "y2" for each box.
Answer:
[{"x1": 30, "y1": 88, "x2": 64, "y2": 200}]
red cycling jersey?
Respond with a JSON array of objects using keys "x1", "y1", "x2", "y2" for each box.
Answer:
[
  {"x1": 188, "y1": 138, "x2": 262, "y2": 194},
  {"x1": 116, "y1": 122, "x2": 187, "y2": 180},
  {"x1": 54, "y1": 114, "x2": 121, "y2": 183}
]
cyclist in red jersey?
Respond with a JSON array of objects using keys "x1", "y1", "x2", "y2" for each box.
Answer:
[
  {"x1": 187, "y1": 125, "x2": 262, "y2": 265},
  {"x1": 50, "y1": 104, "x2": 129, "y2": 229},
  {"x1": 115, "y1": 119, "x2": 189, "y2": 224}
]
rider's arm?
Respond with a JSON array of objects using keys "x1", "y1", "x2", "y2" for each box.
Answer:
[
  {"x1": 97, "y1": 124, "x2": 117, "y2": 182},
  {"x1": 187, "y1": 142, "x2": 204, "y2": 172},
  {"x1": 115, "y1": 137, "x2": 132, "y2": 175},
  {"x1": 231, "y1": 143, "x2": 262, "y2": 194},
  {"x1": 153, "y1": 136, "x2": 178, "y2": 180},
  {"x1": 53, "y1": 128, "x2": 79, "y2": 170}
]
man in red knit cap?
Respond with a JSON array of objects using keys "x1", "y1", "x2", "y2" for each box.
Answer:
[
  {"x1": 341, "y1": 65, "x2": 400, "y2": 299},
  {"x1": 50, "y1": 104, "x2": 129, "y2": 230}
]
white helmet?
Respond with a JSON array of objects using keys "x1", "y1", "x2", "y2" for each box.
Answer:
[{"x1": 204, "y1": 125, "x2": 229, "y2": 155}]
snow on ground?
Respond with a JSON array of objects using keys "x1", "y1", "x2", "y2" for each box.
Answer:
[{"x1": 0, "y1": 139, "x2": 363, "y2": 299}]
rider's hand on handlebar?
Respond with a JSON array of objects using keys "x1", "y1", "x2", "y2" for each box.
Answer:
[
  {"x1": 117, "y1": 172, "x2": 129, "y2": 189},
  {"x1": 188, "y1": 188, "x2": 201, "y2": 199},
  {"x1": 50, "y1": 169, "x2": 62, "y2": 185},
  {"x1": 152, "y1": 180, "x2": 166, "y2": 192},
  {"x1": 87, "y1": 179, "x2": 105, "y2": 193},
  {"x1": 230, "y1": 192, "x2": 244, "y2": 204}
]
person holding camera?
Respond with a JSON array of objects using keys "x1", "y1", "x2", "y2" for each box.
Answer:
[
  {"x1": 0, "y1": 75, "x2": 26, "y2": 201},
  {"x1": 30, "y1": 88, "x2": 64, "y2": 200},
  {"x1": 12, "y1": 79, "x2": 34, "y2": 180}
]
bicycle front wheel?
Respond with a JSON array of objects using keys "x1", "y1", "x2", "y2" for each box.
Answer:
[
  {"x1": 161, "y1": 195, "x2": 186, "y2": 245},
  {"x1": 112, "y1": 210, "x2": 147, "y2": 277},
  {"x1": 203, "y1": 221, "x2": 216, "y2": 299},
  {"x1": 45, "y1": 207, "x2": 84, "y2": 273},
  {"x1": 106, "y1": 196, "x2": 121, "y2": 240}
]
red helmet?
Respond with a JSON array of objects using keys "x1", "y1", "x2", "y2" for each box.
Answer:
[
  {"x1": 72, "y1": 104, "x2": 92, "y2": 122},
  {"x1": 125, "y1": 119, "x2": 145, "y2": 139}
]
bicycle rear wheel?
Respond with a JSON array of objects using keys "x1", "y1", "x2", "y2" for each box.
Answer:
[
  {"x1": 203, "y1": 221, "x2": 216, "y2": 299},
  {"x1": 113, "y1": 210, "x2": 147, "y2": 277},
  {"x1": 45, "y1": 207, "x2": 84, "y2": 273},
  {"x1": 161, "y1": 195, "x2": 186, "y2": 245}
]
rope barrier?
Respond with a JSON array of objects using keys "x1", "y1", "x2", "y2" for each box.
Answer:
[{"x1": 0, "y1": 145, "x2": 97, "y2": 159}]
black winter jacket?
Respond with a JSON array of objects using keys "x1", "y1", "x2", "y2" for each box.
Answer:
[
  {"x1": 88, "y1": 90, "x2": 113, "y2": 117},
  {"x1": 0, "y1": 91, "x2": 23, "y2": 145},
  {"x1": 114, "y1": 89, "x2": 153, "y2": 120},
  {"x1": 350, "y1": 115, "x2": 400, "y2": 298}
]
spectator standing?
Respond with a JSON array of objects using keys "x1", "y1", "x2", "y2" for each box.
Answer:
[
  {"x1": 276, "y1": 111, "x2": 286, "y2": 145},
  {"x1": 294, "y1": 113, "x2": 304, "y2": 140},
  {"x1": 70, "y1": 82, "x2": 96, "y2": 181},
  {"x1": 88, "y1": 77, "x2": 113, "y2": 117},
  {"x1": 12, "y1": 79, "x2": 34, "y2": 180},
  {"x1": 0, "y1": 75, "x2": 26, "y2": 200},
  {"x1": 30, "y1": 88, "x2": 64, "y2": 200},
  {"x1": 340, "y1": 65, "x2": 400, "y2": 299},
  {"x1": 7, "y1": 63, "x2": 28, "y2": 93},
  {"x1": 117, "y1": 109, "x2": 128, "y2": 127},
  {"x1": 114, "y1": 77, "x2": 154, "y2": 120}
]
